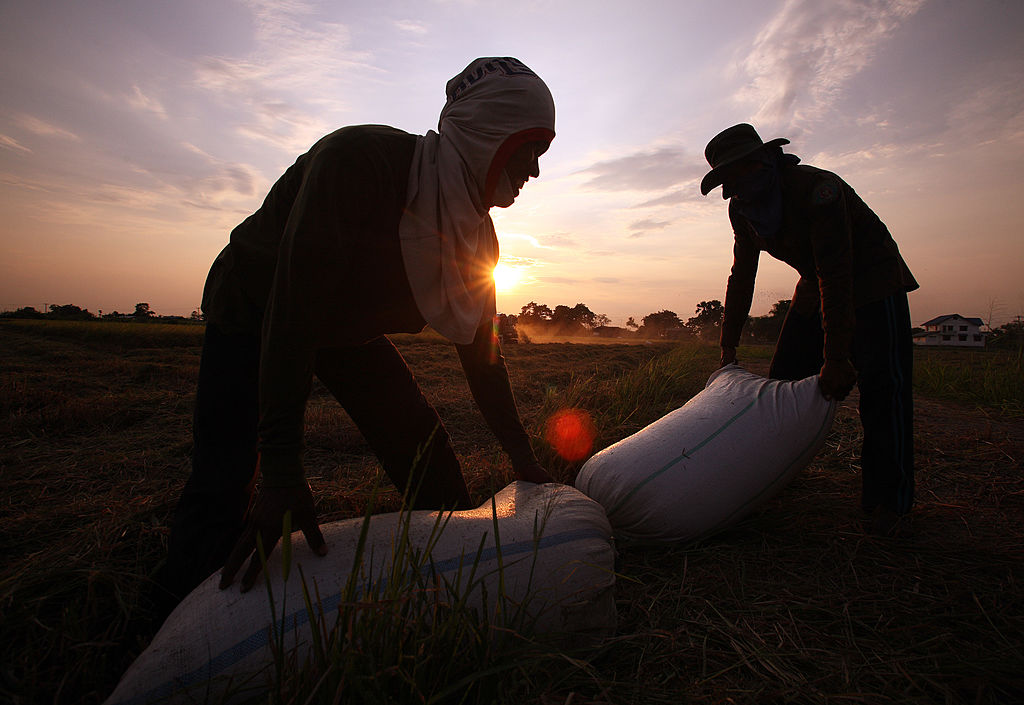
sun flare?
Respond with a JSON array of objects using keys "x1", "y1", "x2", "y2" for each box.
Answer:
[{"x1": 492, "y1": 263, "x2": 522, "y2": 293}]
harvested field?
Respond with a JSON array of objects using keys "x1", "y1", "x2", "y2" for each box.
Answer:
[{"x1": 1, "y1": 320, "x2": 1022, "y2": 704}]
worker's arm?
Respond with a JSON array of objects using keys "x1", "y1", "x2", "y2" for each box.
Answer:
[
  {"x1": 807, "y1": 176, "x2": 857, "y2": 401},
  {"x1": 720, "y1": 208, "x2": 760, "y2": 367},
  {"x1": 456, "y1": 305, "x2": 554, "y2": 484}
]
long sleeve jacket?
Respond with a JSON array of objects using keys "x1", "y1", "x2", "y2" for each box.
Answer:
[
  {"x1": 201, "y1": 125, "x2": 537, "y2": 486},
  {"x1": 720, "y1": 163, "x2": 918, "y2": 360}
]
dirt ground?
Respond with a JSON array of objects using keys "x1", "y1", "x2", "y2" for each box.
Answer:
[{"x1": 1, "y1": 323, "x2": 1022, "y2": 704}]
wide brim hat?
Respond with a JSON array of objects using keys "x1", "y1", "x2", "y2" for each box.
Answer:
[{"x1": 700, "y1": 123, "x2": 789, "y2": 195}]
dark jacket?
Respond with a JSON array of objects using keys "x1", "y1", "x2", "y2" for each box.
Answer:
[
  {"x1": 720, "y1": 163, "x2": 918, "y2": 359},
  {"x1": 201, "y1": 125, "x2": 536, "y2": 486}
]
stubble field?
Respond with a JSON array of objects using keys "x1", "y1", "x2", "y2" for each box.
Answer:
[{"x1": 1, "y1": 319, "x2": 1022, "y2": 704}]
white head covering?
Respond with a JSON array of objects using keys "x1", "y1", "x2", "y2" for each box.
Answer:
[{"x1": 399, "y1": 57, "x2": 555, "y2": 344}]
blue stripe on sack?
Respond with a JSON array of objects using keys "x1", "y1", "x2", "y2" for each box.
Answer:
[
  {"x1": 119, "y1": 526, "x2": 608, "y2": 705},
  {"x1": 605, "y1": 383, "x2": 770, "y2": 519}
]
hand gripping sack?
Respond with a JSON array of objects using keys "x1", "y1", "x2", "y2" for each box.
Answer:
[
  {"x1": 574, "y1": 365, "x2": 836, "y2": 543},
  {"x1": 105, "y1": 482, "x2": 615, "y2": 705}
]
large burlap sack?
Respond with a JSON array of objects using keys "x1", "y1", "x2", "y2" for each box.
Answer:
[
  {"x1": 574, "y1": 364, "x2": 836, "y2": 543},
  {"x1": 105, "y1": 482, "x2": 615, "y2": 705}
]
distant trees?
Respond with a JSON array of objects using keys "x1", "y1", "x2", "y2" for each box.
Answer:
[
  {"x1": 684, "y1": 300, "x2": 724, "y2": 341},
  {"x1": 4, "y1": 306, "x2": 45, "y2": 319},
  {"x1": 47, "y1": 304, "x2": 95, "y2": 320},
  {"x1": 743, "y1": 299, "x2": 791, "y2": 343},
  {"x1": 133, "y1": 302, "x2": 154, "y2": 320},
  {"x1": 505, "y1": 297, "x2": 802, "y2": 343},
  {"x1": 518, "y1": 301, "x2": 607, "y2": 337},
  {"x1": 988, "y1": 317, "x2": 1024, "y2": 350},
  {"x1": 639, "y1": 310, "x2": 685, "y2": 339},
  {"x1": 0, "y1": 295, "x2": 814, "y2": 342},
  {"x1": 0, "y1": 302, "x2": 204, "y2": 325},
  {"x1": 551, "y1": 303, "x2": 597, "y2": 335},
  {"x1": 518, "y1": 301, "x2": 553, "y2": 328}
]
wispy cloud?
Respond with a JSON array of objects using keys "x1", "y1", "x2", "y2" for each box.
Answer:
[
  {"x1": 501, "y1": 231, "x2": 562, "y2": 249},
  {"x1": 537, "y1": 276, "x2": 581, "y2": 285},
  {"x1": 15, "y1": 115, "x2": 81, "y2": 142},
  {"x1": 944, "y1": 68, "x2": 1024, "y2": 147},
  {"x1": 193, "y1": 0, "x2": 381, "y2": 152},
  {"x1": 127, "y1": 86, "x2": 167, "y2": 119},
  {"x1": 627, "y1": 218, "x2": 672, "y2": 239},
  {"x1": 498, "y1": 254, "x2": 539, "y2": 267},
  {"x1": 174, "y1": 142, "x2": 265, "y2": 208},
  {"x1": 633, "y1": 190, "x2": 693, "y2": 208},
  {"x1": 394, "y1": 19, "x2": 429, "y2": 34},
  {"x1": 577, "y1": 147, "x2": 704, "y2": 191},
  {"x1": 738, "y1": 0, "x2": 926, "y2": 127},
  {"x1": 0, "y1": 134, "x2": 32, "y2": 153}
]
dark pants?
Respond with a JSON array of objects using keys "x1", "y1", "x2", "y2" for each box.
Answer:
[
  {"x1": 160, "y1": 324, "x2": 471, "y2": 603},
  {"x1": 769, "y1": 293, "x2": 914, "y2": 516}
]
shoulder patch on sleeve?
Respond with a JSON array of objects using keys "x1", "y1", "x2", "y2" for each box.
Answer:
[{"x1": 812, "y1": 178, "x2": 840, "y2": 205}]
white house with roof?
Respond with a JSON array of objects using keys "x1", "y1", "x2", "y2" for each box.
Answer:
[{"x1": 914, "y1": 314, "x2": 988, "y2": 347}]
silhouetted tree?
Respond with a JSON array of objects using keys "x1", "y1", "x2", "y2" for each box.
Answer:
[
  {"x1": 519, "y1": 301, "x2": 553, "y2": 328},
  {"x1": 48, "y1": 304, "x2": 95, "y2": 320},
  {"x1": 625, "y1": 316, "x2": 639, "y2": 331},
  {"x1": 989, "y1": 316, "x2": 1024, "y2": 351},
  {"x1": 1, "y1": 306, "x2": 44, "y2": 319},
  {"x1": 685, "y1": 300, "x2": 724, "y2": 341},
  {"x1": 640, "y1": 309, "x2": 683, "y2": 338},
  {"x1": 548, "y1": 303, "x2": 598, "y2": 336},
  {"x1": 746, "y1": 299, "x2": 791, "y2": 342},
  {"x1": 550, "y1": 305, "x2": 581, "y2": 335},
  {"x1": 134, "y1": 302, "x2": 154, "y2": 320}
]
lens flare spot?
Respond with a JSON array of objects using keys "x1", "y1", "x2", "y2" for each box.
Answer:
[{"x1": 545, "y1": 408, "x2": 596, "y2": 462}]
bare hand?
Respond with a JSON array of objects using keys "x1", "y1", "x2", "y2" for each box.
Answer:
[
  {"x1": 219, "y1": 484, "x2": 327, "y2": 593},
  {"x1": 818, "y1": 359, "x2": 857, "y2": 401},
  {"x1": 514, "y1": 460, "x2": 556, "y2": 485},
  {"x1": 720, "y1": 346, "x2": 738, "y2": 368}
]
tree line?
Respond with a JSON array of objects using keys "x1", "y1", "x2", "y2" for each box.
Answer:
[
  {"x1": 2, "y1": 299, "x2": 804, "y2": 343},
  {"x1": 0, "y1": 302, "x2": 203, "y2": 324},
  {"x1": 510, "y1": 299, "x2": 794, "y2": 343}
]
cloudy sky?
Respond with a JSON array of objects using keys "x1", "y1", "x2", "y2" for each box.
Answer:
[{"x1": 2, "y1": 0, "x2": 1022, "y2": 327}]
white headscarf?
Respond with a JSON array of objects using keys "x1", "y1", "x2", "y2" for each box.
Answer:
[{"x1": 399, "y1": 57, "x2": 556, "y2": 345}]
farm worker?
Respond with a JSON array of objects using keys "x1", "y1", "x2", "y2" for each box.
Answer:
[
  {"x1": 699, "y1": 123, "x2": 918, "y2": 536},
  {"x1": 159, "y1": 57, "x2": 556, "y2": 607}
]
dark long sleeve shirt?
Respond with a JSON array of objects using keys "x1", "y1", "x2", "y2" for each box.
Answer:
[
  {"x1": 200, "y1": 125, "x2": 537, "y2": 486},
  {"x1": 721, "y1": 163, "x2": 918, "y2": 360}
]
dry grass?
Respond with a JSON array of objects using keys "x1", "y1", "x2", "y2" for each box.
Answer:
[{"x1": 1, "y1": 321, "x2": 1022, "y2": 704}]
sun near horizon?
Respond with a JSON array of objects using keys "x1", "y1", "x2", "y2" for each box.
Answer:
[{"x1": 492, "y1": 262, "x2": 522, "y2": 294}]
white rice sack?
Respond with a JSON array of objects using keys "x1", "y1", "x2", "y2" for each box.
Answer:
[
  {"x1": 105, "y1": 482, "x2": 615, "y2": 705},
  {"x1": 575, "y1": 364, "x2": 836, "y2": 543}
]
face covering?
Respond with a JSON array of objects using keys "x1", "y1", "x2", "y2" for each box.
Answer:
[
  {"x1": 730, "y1": 155, "x2": 783, "y2": 240},
  {"x1": 399, "y1": 57, "x2": 556, "y2": 345}
]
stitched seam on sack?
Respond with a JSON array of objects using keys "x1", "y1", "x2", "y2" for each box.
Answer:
[
  {"x1": 605, "y1": 385, "x2": 769, "y2": 520},
  {"x1": 128, "y1": 526, "x2": 608, "y2": 703}
]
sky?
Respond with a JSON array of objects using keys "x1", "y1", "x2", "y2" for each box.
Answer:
[{"x1": 2, "y1": 0, "x2": 1022, "y2": 328}]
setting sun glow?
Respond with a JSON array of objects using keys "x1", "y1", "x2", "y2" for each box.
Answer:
[{"x1": 492, "y1": 263, "x2": 521, "y2": 293}]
